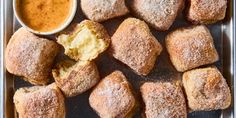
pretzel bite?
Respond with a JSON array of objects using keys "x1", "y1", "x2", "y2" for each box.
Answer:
[
  {"x1": 81, "y1": 0, "x2": 129, "y2": 22},
  {"x1": 5, "y1": 28, "x2": 60, "y2": 85},
  {"x1": 110, "y1": 18, "x2": 162, "y2": 75},
  {"x1": 141, "y1": 82, "x2": 187, "y2": 118},
  {"x1": 14, "y1": 83, "x2": 65, "y2": 118},
  {"x1": 52, "y1": 60, "x2": 100, "y2": 97},
  {"x1": 187, "y1": 0, "x2": 227, "y2": 24},
  {"x1": 183, "y1": 67, "x2": 231, "y2": 111},
  {"x1": 132, "y1": 0, "x2": 184, "y2": 31},
  {"x1": 166, "y1": 25, "x2": 219, "y2": 72},
  {"x1": 89, "y1": 71, "x2": 137, "y2": 118},
  {"x1": 57, "y1": 20, "x2": 110, "y2": 61}
]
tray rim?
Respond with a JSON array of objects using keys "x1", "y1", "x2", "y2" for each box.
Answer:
[
  {"x1": 233, "y1": 0, "x2": 236, "y2": 117},
  {"x1": 1, "y1": 0, "x2": 14, "y2": 118},
  {"x1": 0, "y1": 0, "x2": 235, "y2": 118}
]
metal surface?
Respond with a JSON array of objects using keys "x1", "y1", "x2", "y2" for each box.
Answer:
[
  {"x1": 0, "y1": 0, "x2": 235, "y2": 118},
  {"x1": 1, "y1": 0, "x2": 14, "y2": 118}
]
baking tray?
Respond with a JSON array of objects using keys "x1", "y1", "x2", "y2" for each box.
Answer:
[{"x1": 0, "y1": 0, "x2": 235, "y2": 118}]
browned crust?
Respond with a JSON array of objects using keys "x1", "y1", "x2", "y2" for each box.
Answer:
[
  {"x1": 110, "y1": 18, "x2": 162, "y2": 75},
  {"x1": 165, "y1": 25, "x2": 219, "y2": 72},
  {"x1": 13, "y1": 83, "x2": 65, "y2": 118},
  {"x1": 57, "y1": 20, "x2": 110, "y2": 61},
  {"x1": 186, "y1": 0, "x2": 227, "y2": 24},
  {"x1": 131, "y1": 0, "x2": 184, "y2": 31},
  {"x1": 81, "y1": 0, "x2": 129, "y2": 22},
  {"x1": 52, "y1": 60, "x2": 100, "y2": 97},
  {"x1": 183, "y1": 67, "x2": 231, "y2": 111},
  {"x1": 140, "y1": 82, "x2": 187, "y2": 118},
  {"x1": 89, "y1": 71, "x2": 137, "y2": 118},
  {"x1": 5, "y1": 28, "x2": 60, "y2": 85}
]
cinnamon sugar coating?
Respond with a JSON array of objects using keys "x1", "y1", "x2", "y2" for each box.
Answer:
[
  {"x1": 81, "y1": 0, "x2": 129, "y2": 22},
  {"x1": 89, "y1": 71, "x2": 137, "y2": 118},
  {"x1": 141, "y1": 82, "x2": 187, "y2": 118},
  {"x1": 131, "y1": 0, "x2": 184, "y2": 31},
  {"x1": 5, "y1": 28, "x2": 60, "y2": 85},
  {"x1": 166, "y1": 25, "x2": 219, "y2": 72},
  {"x1": 52, "y1": 60, "x2": 100, "y2": 97},
  {"x1": 183, "y1": 67, "x2": 231, "y2": 111},
  {"x1": 187, "y1": 0, "x2": 227, "y2": 24},
  {"x1": 110, "y1": 18, "x2": 162, "y2": 75},
  {"x1": 14, "y1": 83, "x2": 65, "y2": 118}
]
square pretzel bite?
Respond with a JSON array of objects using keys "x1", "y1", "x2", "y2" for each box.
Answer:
[
  {"x1": 183, "y1": 67, "x2": 231, "y2": 111},
  {"x1": 52, "y1": 60, "x2": 100, "y2": 97},
  {"x1": 5, "y1": 28, "x2": 60, "y2": 85},
  {"x1": 141, "y1": 82, "x2": 187, "y2": 118},
  {"x1": 81, "y1": 0, "x2": 129, "y2": 22},
  {"x1": 110, "y1": 18, "x2": 162, "y2": 75},
  {"x1": 57, "y1": 20, "x2": 110, "y2": 61},
  {"x1": 89, "y1": 71, "x2": 137, "y2": 118},
  {"x1": 14, "y1": 83, "x2": 65, "y2": 118},
  {"x1": 132, "y1": 0, "x2": 184, "y2": 31},
  {"x1": 166, "y1": 25, "x2": 219, "y2": 72},
  {"x1": 187, "y1": 0, "x2": 227, "y2": 24}
]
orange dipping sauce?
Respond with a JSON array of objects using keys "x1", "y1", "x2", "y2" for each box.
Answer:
[{"x1": 17, "y1": 0, "x2": 72, "y2": 32}]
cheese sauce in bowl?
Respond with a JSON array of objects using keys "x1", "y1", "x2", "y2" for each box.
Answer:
[{"x1": 13, "y1": 0, "x2": 77, "y2": 35}]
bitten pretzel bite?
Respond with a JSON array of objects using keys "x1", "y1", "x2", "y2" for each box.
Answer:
[
  {"x1": 132, "y1": 0, "x2": 184, "y2": 31},
  {"x1": 81, "y1": 0, "x2": 129, "y2": 22},
  {"x1": 5, "y1": 28, "x2": 60, "y2": 85},
  {"x1": 57, "y1": 20, "x2": 110, "y2": 61},
  {"x1": 183, "y1": 67, "x2": 231, "y2": 111},
  {"x1": 187, "y1": 0, "x2": 227, "y2": 24},
  {"x1": 141, "y1": 82, "x2": 187, "y2": 118},
  {"x1": 14, "y1": 83, "x2": 65, "y2": 118},
  {"x1": 52, "y1": 60, "x2": 100, "y2": 97},
  {"x1": 166, "y1": 25, "x2": 219, "y2": 72},
  {"x1": 110, "y1": 18, "x2": 162, "y2": 75},
  {"x1": 89, "y1": 71, "x2": 137, "y2": 118}
]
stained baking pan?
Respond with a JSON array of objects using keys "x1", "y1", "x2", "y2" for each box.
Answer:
[{"x1": 0, "y1": 0, "x2": 235, "y2": 118}]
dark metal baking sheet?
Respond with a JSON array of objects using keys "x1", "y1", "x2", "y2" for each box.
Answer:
[{"x1": 1, "y1": 0, "x2": 235, "y2": 118}]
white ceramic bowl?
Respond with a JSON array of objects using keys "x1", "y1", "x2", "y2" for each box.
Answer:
[{"x1": 13, "y1": 0, "x2": 77, "y2": 35}]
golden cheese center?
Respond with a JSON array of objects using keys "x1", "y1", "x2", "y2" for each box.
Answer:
[{"x1": 58, "y1": 26, "x2": 107, "y2": 61}]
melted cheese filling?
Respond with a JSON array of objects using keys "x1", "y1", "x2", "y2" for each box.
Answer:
[{"x1": 58, "y1": 26, "x2": 107, "y2": 61}]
